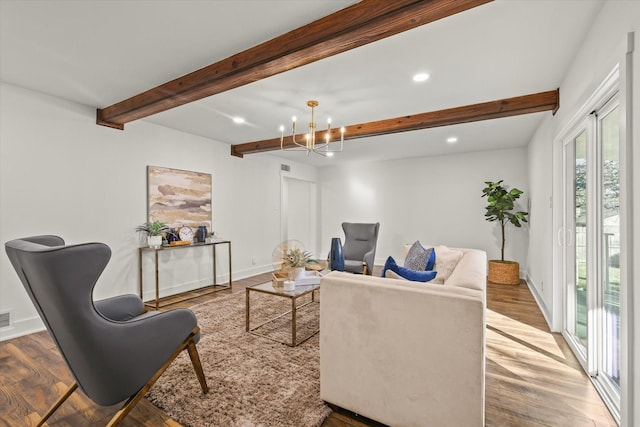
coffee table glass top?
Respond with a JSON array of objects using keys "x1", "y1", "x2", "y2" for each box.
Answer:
[{"x1": 248, "y1": 281, "x2": 320, "y2": 297}]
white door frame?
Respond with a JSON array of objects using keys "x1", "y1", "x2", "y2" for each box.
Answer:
[{"x1": 280, "y1": 174, "x2": 319, "y2": 257}]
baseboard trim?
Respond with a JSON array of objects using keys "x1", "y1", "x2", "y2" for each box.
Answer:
[
  {"x1": 0, "y1": 315, "x2": 45, "y2": 341},
  {"x1": 2, "y1": 265, "x2": 277, "y2": 342},
  {"x1": 524, "y1": 274, "x2": 556, "y2": 331},
  {"x1": 140, "y1": 263, "x2": 274, "y2": 301},
  {"x1": 233, "y1": 264, "x2": 273, "y2": 281}
]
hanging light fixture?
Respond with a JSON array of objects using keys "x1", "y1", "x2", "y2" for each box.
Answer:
[{"x1": 280, "y1": 100, "x2": 345, "y2": 156}]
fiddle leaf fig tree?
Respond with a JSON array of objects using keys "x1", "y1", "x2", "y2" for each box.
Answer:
[{"x1": 482, "y1": 180, "x2": 529, "y2": 261}]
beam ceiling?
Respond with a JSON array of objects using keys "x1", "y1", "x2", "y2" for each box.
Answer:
[
  {"x1": 96, "y1": 0, "x2": 493, "y2": 130},
  {"x1": 230, "y1": 90, "x2": 560, "y2": 157}
]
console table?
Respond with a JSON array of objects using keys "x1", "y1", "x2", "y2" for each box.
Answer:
[{"x1": 139, "y1": 240, "x2": 232, "y2": 310}]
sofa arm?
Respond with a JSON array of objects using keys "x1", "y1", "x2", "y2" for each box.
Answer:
[{"x1": 320, "y1": 272, "x2": 485, "y2": 426}]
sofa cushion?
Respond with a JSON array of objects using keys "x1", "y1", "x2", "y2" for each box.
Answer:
[
  {"x1": 384, "y1": 269, "x2": 406, "y2": 280},
  {"x1": 445, "y1": 249, "x2": 487, "y2": 292},
  {"x1": 343, "y1": 259, "x2": 366, "y2": 274},
  {"x1": 382, "y1": 256, "x2": 437, "y2": 282},
  {"x1": 433, "y1": 246, "x2": 464, "y2": 283},
  {"x1": 404, "y1": 241, "x2": 435, "y2": 271}
]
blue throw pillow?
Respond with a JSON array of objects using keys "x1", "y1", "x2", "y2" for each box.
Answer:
[
  {"x1": 426, "y1": 246, "x2": 436, "y2": 271},
  {"x1": 382, "y1": 256, "x2": 437, "y2": 282}
]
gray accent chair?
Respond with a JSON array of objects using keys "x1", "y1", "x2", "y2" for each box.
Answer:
[
  {"x1": 341, "y1": 222, "x2": 380, "y2": 275},
  {"x1": 5, "y1": 235, "x2": 209, "y2": 426}
]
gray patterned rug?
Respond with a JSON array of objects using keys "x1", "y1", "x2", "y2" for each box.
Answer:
[{"x1": 146, "y1": 287, "x2": 328, "y2": 427}]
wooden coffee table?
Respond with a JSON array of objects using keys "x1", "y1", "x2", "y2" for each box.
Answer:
[{"x1": 245, "y1": 281, "x2": 320, "y2": 346}]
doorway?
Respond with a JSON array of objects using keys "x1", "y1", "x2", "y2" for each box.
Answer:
[{"x1": 281, "y1": 176, "x2": 318, "y2": 257}]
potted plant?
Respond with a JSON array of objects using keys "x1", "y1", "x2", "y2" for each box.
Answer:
[
  {"x1": 481, "y1": 180, "x2": 529, "y2": 285},
  {"x1": 136, "y1": 221, "x2": 169, "y2": 248},
  {"x1": 281, "y1": 247, "x2": 318, "y2": 280}
]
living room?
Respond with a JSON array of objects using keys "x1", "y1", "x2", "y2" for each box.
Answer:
[{"x1": 1, "y1": 1, "x2": 638, "y2": 426}]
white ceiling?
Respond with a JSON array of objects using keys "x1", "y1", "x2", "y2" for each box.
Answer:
[{"x1": 0, "y1": 0, "x2": 603, "y2": 167}]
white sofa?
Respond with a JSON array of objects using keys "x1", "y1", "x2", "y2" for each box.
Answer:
[{"x1": 320, "y1": 246, "x2": 487, "y2": 427}]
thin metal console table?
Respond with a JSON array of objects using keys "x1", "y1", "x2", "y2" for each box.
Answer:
[{"x1": 139, "y1": 240, "x2": 232, "y2": 310}]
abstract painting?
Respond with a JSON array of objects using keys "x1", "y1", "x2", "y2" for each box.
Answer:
[{"x1": 147, "y1": 166, "x2": 212, "y2": 229}]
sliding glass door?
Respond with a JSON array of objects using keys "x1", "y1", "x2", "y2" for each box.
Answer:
[
  {"x1": 561, "y1": 92, "x2": 621, "y2": 419},
  {"x1": 563, "y1": 125, "x2": 589, "y2": 359}
]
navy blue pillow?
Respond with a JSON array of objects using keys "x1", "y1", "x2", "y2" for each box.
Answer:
[
  {"x1": 381, "y1": 256, "x2": 437, "y2": 282},
  {"x1": 426, "y1": 247, "x2": 436, "y2": 271}
]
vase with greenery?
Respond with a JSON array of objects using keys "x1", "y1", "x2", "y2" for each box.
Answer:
[
  {"x1": 481, "y1": 180, "x2": 528, "y2": 284},
  {"x1": 282, "y1": 247, "x2": 317, "y2": 267},
  {"x1": 281, "y1": 247, "x2": 318, "y2": 280},
  {"x1": 136, "y1": 221, "x2": 169, "y2": 248}
]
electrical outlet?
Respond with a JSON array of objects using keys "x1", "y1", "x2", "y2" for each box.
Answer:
[
  {"x1": 251, "y1": 257, "x2": 257, "y2": 265},
  {"x1": 0, "y1": 311, "x2": 11, "y2": 328}
]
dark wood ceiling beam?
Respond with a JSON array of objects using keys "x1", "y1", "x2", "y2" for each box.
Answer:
[
  {"x1": 96, "y1": 0, "x2": 493, "y2": 129},
  {"x1": 230, "y1": 89, "x2": 559, "y2": 157}
]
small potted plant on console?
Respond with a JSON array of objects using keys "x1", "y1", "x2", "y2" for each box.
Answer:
[{"x1": 136, "y1": 220, "x2": 169, "y2": 248}]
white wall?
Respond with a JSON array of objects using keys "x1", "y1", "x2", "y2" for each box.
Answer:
[
  {"x1": 526, "y1": 117, "x2": 554, "y2": 324},
  {"x1": 318, "y1": 147, "x2": 530, "y2": 270},
  {"x1": 525, "y1": 1, "x2": 639, "y2": 425},
  {"x1": 0, "y1": 82, "x2": 317, "y2": 340}
]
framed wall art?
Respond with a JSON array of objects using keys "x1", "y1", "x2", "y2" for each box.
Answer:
[{"x1": 147, "y1": 166, "x2": 212, "y2": 229}]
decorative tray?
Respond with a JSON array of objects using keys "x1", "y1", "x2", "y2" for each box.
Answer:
[{"x1": 167, "y1": 241, "x2": 191, "y2": 246}]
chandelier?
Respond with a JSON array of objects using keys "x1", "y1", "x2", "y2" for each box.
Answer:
[{"x1": 280, "y1": 100, "x2": 345, "y2": 157}]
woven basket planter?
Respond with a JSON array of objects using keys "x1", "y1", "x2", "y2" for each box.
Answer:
[{"x1": 488, "y1": 260, "x2": 520, "y2": 285}]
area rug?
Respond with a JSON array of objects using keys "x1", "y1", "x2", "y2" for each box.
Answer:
[{"x1": 146, "y1": 287, "x2": 329, "y2": 427}]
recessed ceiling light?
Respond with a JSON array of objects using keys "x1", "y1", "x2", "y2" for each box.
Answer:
[
  {"x1": 412, "y1": 73, "x2": 429, "y2": 82},
  {"x1": 232, "y1": 116, "x2": 245, "y2": 124},
  {"x1": 447, "y1": 136, "x2": 458, "y2": 144}
]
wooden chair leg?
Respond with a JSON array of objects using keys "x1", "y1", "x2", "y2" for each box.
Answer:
[
  {"x1": 37, "y1": 382, "x2": 78, "y2": 427},
  {"x1": 106, "y1": 391, "x2": 145, "y2": 427},
  {"x1": 187, "y1": 339, "x2": 209, "y2": 394},
  {"x1": 106, "y1": 326, "x2": 206, "y2": 427}
]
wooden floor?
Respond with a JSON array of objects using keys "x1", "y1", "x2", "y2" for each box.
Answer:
[{"x1": 0, "y1": 272, "x2": 617, "y2": 426}]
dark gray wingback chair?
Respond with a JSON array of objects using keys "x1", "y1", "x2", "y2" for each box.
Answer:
[
  {"x1": 341, "y1": 222, "x2": 380, "y2": 275},
  {"x1": 5, "y1": 235, "x2": 209, "y2": 426}
]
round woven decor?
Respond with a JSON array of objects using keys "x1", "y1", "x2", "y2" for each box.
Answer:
[{"x1": 488, "y1": 260, "x2": 520, "y2": 285}]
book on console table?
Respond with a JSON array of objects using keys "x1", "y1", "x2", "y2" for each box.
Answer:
[{"x1": 295, "y1": 271, "x2": 323, "y2": 286}]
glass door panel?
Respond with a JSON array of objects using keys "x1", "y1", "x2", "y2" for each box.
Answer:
[
  {"x1": 574, "y1": 131, "x2": 588, "y2": 348},
  {"x1": 564, "y1": 128, "x2": 588, "y2": 355},
  {"x1": 571, "y1": 131, "x2": 587, "y2": 348},
  {"x1": 599, "y1": 104, "x2": 620, "y2": 388}
]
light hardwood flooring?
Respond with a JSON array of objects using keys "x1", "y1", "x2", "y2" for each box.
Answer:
[{"x1": 0, "y1": 271, "x2": 617, "y2": 426}]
